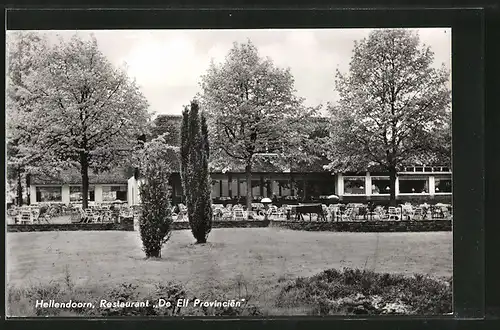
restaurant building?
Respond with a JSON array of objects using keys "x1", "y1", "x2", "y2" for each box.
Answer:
[
  {"x1": 125, "y1": 165, "x2": 452, "y2": 206},
  {"x1": 29, "y1": 114, "x2": 451, "y2": 206},
  {"x1": 29, "y1": 165, "x2": 451, "y2": 206}
]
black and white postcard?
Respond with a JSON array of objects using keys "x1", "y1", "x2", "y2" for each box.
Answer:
[{"x1": 6, "y1": 28, "x2": 452, "y2": 317}]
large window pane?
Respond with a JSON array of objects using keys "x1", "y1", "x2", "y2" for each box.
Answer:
[
  {"x1": 221, "y1": 179, "x2": 230, "y2": 197},
  {"x1": 36, "y1": 186, "x2": 62, "y2": 202},
  {"x1": 251, "y1": 180, "x2": 261, "y2": 198},
  {"x1": 239, "y1": 180, "x2": 247, "y2": 196},
  {"x1": 102, "y1": 185, "x2": 127, "y2": 201},
  {"x1": 69, "y1": 185, "x2": 95, "y2": 202},
  {"x1": 231, "y1": 179, "x2": 238, "y2": 196},
  {"x1": 344, "y1": 177, "x2": 366, "y2": 194},
  {"x1": 211, "y1": 180, "x2": 220, "y2": 198},
  {"x1": 399, "y1": 178, "x2": 428, "y2": 193},
  {"x1": 371, "y1": 177, "x2": 390, "y2": 194},
  {"x1": 271, "y1": 180, "x2": 280, "y2": 196},
  {"x1": 275, "y1": 180, "x2": 289, "y2": 197},
  {"x1": 435, "y1": 178, "x2": 452, "y2": 193}
]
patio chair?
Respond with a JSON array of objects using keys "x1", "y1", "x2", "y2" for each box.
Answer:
[
  {"x1": 357, "y1": 206, "x2": 368, "y2": 221},
  {"x1": 412, "y1": 207, "x2": 424, "y2": 220},
  {"x1": 441, "y1": 207, "x2": 451, "y2": 219},
  {"x1": 212, "y1": 207, "x2": 223, "y2": 220},
  {"x1": 221, "y1": 209, "x2": 233, "y2": 221},
  {"x1": 83, "y1": 209, "x2": 100, "y2": 223},
  {"x1": 387, "y1": 207, "x2": 401, "y2": 221},
  {"x1": 341, "y1": 208, "x2": 354, "y2": 221},
  {"x1": 19, "y1": 210, "x2": 34, "y2": 224},
  {"x1": 232, "y1": 208, "x2": 247, "y2": 221},
  {"x1": 401, "y1": 204, "x2": 413, "y2": 220},
  {"x1": 269, "y1": 206, "x2": 284, "y2": 219}
]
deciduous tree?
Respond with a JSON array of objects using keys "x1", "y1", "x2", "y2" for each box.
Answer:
[
  {"x1": 6, "y1": 32, "x2": 50, "y2": 205},
  {"x1": 12, "y1": 34, "x2": 150, "y2": 208},
  {"x1": 200, "y1": 40, "x2": 315, "y2": 210},
  {"x1": 324, "y1": 29, "x2": 451, "y2": 205}
]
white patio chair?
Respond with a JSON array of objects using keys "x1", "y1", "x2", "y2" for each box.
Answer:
[
  {"x1": 412, "y1": 207, "x2": 424, "y2": 220},
  {"x1": 341, "y1": 208, "x2": 354, "y2": 221},
  {"x1": 388, "y1": 207, "x2": 401, "y2": 221},
  {"x1": 84, "y1": 209, "x2": 100, "y2": 223},
  {"x1": 19, "y1": 210, "x2": 34, "y2": 224},
  {"x1": 232, "y1": 208, "x2": 247, "y2": 221}
]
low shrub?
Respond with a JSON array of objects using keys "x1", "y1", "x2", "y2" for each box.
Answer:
[{"x1": 276, "y1": 268, "x2": 452, "y2": 315}]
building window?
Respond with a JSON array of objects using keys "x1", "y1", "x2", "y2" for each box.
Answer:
[
  {"x1": 371, "y1": 177, "x2": 390, "y2": 194},
  {"x1": 231, "y1": 179, "x2": 238, "y2": 197},
  {"x1": 344, "y1": 177, "x2": 366, "y2": 195},
  {"x1": 276, "y1": 180, "x2": 291, "y2": 197},
  {"x1": 399, "y1": 178, "x2": 429, "y2": 194},
  {"x1": 307, "y1": 179, "x2": 334, "y2": 198},
  {"x1": 69, "y1": 186, "x2": 95, "y2": 202},
  {"x1": 102, "y1": 185, "x2": 127, "y2": 201},
  {"x1": 221, "y1": 179, "x2": 230, "y2": 197},
  {"x1": 211, "y1": 180, "x2": 220, "y2": 198},
  {"x1": 239, "y1": 180, "x2": 247, "y2": 197},
  {"x1": 36, "y1": 186, "x2": 62, "y2": 202},
  {"x1": 435, "y1": 178, "x2": 452, "y2": 193},
  {"x1": 251, "y1": 180, "x2": 261, "y2": 199}
]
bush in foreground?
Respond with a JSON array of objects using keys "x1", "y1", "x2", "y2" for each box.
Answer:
[
  {"x1": 137, "y1": 138, "x2": 176, "y2": 258},
  {"x1": 7, "y1": 268, "x2": 451, "y2": 317},
  {"x1": 276, "y1": 268, "x2": 452, "y2": 315}
]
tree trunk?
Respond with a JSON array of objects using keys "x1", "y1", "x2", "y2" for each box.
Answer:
[
  {"x1": 245, "y1": 162, "x2": 252, "y2": 211},
  {"x1": 80, "y1": 152, "x2": 89, "y2": 209},
  {"x1": 389, "y1": 166, "x2": 397, "y2": 206},
  {"x1": 302, "y1": 179, "x2": 307, "y2": 201},
  {"x1": 16, "y1": 170, "x2": 23, "y2": 206},
  {"x1": 26, "y1": 173, "x2": 31, "y2": 205}
]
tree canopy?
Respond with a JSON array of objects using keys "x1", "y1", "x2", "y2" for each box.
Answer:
[
  {"x1": 200, "y1": 40, "x2": 317, "y2": 208},
  {"x1": 323, "y1": 29, "x2": 451, "y2": 203},
  {"x1": 7, "y1": 33, "x2": 150, "y2": 208},
  {"x1": 6, "y1": 32, "x2": 51, "y2": 205}
]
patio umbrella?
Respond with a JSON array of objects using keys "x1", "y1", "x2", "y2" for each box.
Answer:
[
  {"x1": 435, "y1": 203, "x2": 447, "y2": 207},
  {"x1": 327, "y1": 195, "x2": 340, "y2": 201}
]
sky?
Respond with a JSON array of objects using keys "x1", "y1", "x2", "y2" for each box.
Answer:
[{"x1": 15, "y1": 28, "x2": 451, "y2": 116}]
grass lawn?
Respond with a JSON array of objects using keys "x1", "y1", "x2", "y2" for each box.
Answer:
[{"x1": 7, "y1": 228, "x2": 452, "y2": 315}]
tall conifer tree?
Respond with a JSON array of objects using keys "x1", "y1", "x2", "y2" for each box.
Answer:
[{"x1": 180, "y1": 101, "x2": 212, "y2": 244}]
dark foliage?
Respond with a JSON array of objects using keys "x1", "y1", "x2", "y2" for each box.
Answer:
[
  {"x1": 276, "y1": 267, "x2": 452, "y2": 315},
  {"x1": 180, "y1": 101, "x2": 212, "y2": 244},
  {"x1": 138, "y1": 140, "x2": 174, "y2": 258}
]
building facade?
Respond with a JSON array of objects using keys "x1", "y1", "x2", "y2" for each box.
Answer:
[
  {"x1": 30, "y1": 167, "x2": 452, "y2": 206},
  {"x1": 125, "y1": 165, "x2": 452, "y2": 206},
  {"x1": 28, "y1": 116, "x2": 451, "y2": 206}
]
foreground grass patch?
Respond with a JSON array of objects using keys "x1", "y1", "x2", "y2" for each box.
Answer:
[
  {"x1": 7, "y1": 267, "x2": 452, "y2": 317},
  {"x1": 7, "y1": 229, "x2": 452, "y2": 316},
  {"x1": 276, "y1": 268, "x2": 452, "y2": 315},
  {"x1": 7, "y1": 280, "x2": 262, "y2": 317}
]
